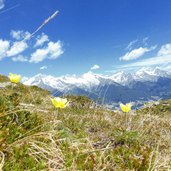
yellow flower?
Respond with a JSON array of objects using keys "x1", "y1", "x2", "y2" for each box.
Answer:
[
  {"x1": 9, "y1": 73, "x2": 21, "y2": 83},
  {"x1": 120, "y1": 103, "x2": 132, "y2": 113},
  {"x1": 51, "y1": 97, "x2": 68, "y2": 109}
]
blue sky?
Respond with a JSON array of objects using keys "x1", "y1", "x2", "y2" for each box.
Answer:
[{"x1": 0, "y1": 0, "x2": 171, "y2": 77}]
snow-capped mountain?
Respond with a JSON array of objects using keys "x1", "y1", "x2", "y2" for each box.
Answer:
[
  {"x1": 24, "y1": 67, "x2": 171, "y2": 88},
  {"x1": 109, "y1": 67, "x2": 171, "y2": 85},
  {"x1": 23, "y1": 67, "x2": 171, "y2": 107},
  {"x1": 24, "y1": 74, "x2": 69, "y2": 91},
  {"x1": 109, "y1": 71, "x2": 134, "y2": 86},
  {"x1": 24, "y1": 71, "x2": 113, "y2": 92},
  {"x1": 133, "y1": 67, "x2": 171, "y2": 82}
]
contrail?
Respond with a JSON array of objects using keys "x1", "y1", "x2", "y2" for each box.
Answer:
[{"x1": 0, "y1": 4, "x2": 20, "y2": 15}]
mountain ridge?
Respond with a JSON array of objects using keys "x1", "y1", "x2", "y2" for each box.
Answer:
[{"x1": 23, "y1": 67, "x2": 171, "y2": 107}]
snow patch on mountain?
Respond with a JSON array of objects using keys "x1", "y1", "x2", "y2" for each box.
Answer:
[{"x1": 109, "y1": 71, "x2": 134, "y2": 86}]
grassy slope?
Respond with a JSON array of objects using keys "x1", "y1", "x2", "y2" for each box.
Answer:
[{"x1": 0, "y1": 75, "x2": 171, "y2": 171}]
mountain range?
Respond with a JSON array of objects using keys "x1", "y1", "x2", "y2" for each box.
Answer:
[{"x1": 23, "y1": 67, "x2": 171, "y2": 108}]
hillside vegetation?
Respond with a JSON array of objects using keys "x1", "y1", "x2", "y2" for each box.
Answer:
[{"x1": 0, "y1": 75, "x2": 171, "y2": 171}]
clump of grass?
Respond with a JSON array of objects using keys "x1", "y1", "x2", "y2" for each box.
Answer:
[{"x1": 0, "y1": 77, "x2": 171, "y2": 170}]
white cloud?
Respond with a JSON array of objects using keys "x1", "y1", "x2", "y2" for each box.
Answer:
[
  {"x1": 12, "y1": 55, "x2": 28, "y2": 62},
  {"x1": 0, "y1": 30, "x2": 64, "y2": 63},
  {"x1": 91, "y1": 64, "x2": 100, "y2": 70},
  {"x1": 10, "y1": 30, "x2": 31, "y2": 40},
  {"x1": 29, "y1": 41, "x2": 63, "y2": 63},
  {"x1": 40, "y1": 65, "x2": 48, "y2": 70},
  {"x1": 10, "y1": 30, "x2": 23, "y2": 40},
  {"x1": 0, "y1": 0, "x2": 5, "y2": 9},
  {"x1": 7, "y1": 41, "x2": 28, "y2": 57},
  {"x1": 120, "y1": 55, "x2": 171, "y2": 69},
  {"x1": 120, "y1": 46, "x2": 156, "y2": 61},
  {"x1": 0, "y1": 39, "x2": 10, "y2": 60},
  {"x1": 47, "y1": 41, "x2": 64, "y2": 59},
  {"x1": 0, "y1": 32, "x2": 29, "y2": 59},
  {"x1": 126, "y1": 39, "x2": 138, "y2": 50},
  {"x1": 34, "y1": 33, "x2": 49, "y2": 47},
  {"x1": 158, "y1": 43, "x2": 171, "y2": 56},
  {"x1": 118, "y1": 43, "x2": 171, "y2": 70},
  {"x1": 30, "y1": 48, "x2": 48, "y2": 63}
]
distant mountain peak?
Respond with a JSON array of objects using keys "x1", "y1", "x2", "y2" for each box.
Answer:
[
  {"x1": 110, "y1": 71, "x2": 133, "y2": 86},
  {"x1": 133, "y1": 67, "x2": 171, "y2": 82}
]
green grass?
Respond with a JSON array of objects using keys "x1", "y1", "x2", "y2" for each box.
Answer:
[{"x1": 0, "y1": 75, "x2": 171, "y2": 170}]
